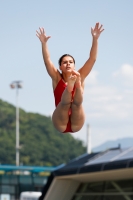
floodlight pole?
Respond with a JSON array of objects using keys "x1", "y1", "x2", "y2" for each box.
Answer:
[
  {"x1": 87, "y1": 124, "x2": 91, "y2": 154},
  {"x1": 16, "y1": 84, "x2": 19, "y2": 166},
  {"x1": 10, "y1": 81, "x2": 22, "y2": 166}
]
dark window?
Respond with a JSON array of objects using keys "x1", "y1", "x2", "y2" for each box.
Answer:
[{"x1": 72, "y1": 179, "x2": 133, "y2": 200}]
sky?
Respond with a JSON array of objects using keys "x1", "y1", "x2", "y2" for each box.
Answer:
[{"x1": 0, "y1": 0, "x2": 133, "y2": 149}]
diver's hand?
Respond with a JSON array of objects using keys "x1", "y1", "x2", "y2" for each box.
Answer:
[
  {"x1": 91, "y1": 22, "x2": 104, "y2": 39},
  {"x1": 36, "y1": 27, "x2": 51, "y2": 43}
]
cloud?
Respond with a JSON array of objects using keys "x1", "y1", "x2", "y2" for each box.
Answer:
[
  {"x1": 84, "y1": 66, "x2": 133, "y2": 121},
  {"x1": 85, "y1": 70, "x2": 99, "y2": 85},
  {"x1": 112, "y1": 64, "x2": 133, "y2": 86},
  {"x1": 84, "y1": 85, "x2": 126, "y2": 119},
  {"x1": 113, "y1": 64, "x2": 133, "y2": 78}
]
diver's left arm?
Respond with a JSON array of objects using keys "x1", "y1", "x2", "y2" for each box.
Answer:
[{"x1": 78, "y1": 22, "x2": 104, "y2": 80}]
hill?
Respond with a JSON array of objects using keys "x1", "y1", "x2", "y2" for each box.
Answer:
[{"x1": 0, "y1": 99, "x2": 86, "y2": 166}]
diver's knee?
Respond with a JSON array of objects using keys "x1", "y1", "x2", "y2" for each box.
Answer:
[
  {"x1": 72, "y1": 101, "x2": 82, "y2": 107},
  {"x1": 71, "y1": 126, "x2": 83, "y2": 132}
]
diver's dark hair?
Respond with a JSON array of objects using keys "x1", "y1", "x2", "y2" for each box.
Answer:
[{"x1": 58, "y1": 54, "x2": 75, "y2": 66}]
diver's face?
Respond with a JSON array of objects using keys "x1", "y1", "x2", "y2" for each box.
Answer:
[{"x1": 60, "y1": 56, "x2": 75, "y2": 73}]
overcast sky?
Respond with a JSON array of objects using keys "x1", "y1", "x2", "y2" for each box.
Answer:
[{"x1": 0, "y1": 0, "x2": 133, "y2": 148}]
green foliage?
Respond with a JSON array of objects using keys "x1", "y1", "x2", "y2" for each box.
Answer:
[{"x1": 0, "y1": 99, "x2": 86, "y2": 166}]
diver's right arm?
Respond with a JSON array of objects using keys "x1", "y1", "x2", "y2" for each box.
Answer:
[{"x1": 36, "y1": 27, "x2": 58, "y2": 80}]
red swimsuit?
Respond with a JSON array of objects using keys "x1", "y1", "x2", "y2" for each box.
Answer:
[{"x1": 54, "y1": 79, "x2": 75, "y2": 133}]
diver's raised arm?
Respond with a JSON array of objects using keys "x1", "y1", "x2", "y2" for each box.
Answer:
[
  {"x1": 36, "y1": 27, "x2": 58, "y2": 80},
  {"x1": 78, "y1": 23, "x2": 104, "y2": 80}
]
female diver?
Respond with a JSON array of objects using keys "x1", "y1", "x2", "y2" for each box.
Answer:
[{"x1": 36, "y1": 22, "x2": 104, "y2": 133}]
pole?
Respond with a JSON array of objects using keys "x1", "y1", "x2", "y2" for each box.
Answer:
[
  {"x1": 10, "y1": 81, "x2": 22, "y2": 166},
  {"x1": 87, "y1": 124, "x2": 91, "y2": 154},
  {"x1": 16, "y1": 85, "x2": 19, "y2": 166}
]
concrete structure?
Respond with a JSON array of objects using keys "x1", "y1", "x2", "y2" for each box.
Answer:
[{"x1": 39, "y1": 146, "x2": 133, "y2": 200}]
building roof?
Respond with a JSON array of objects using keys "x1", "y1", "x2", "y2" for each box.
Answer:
[
  {"x1": 39, "y1": 146, "x2": 133, "y2": 200},
  {"x1": 54, "y1": 146, "x2": 133, "y2": 176}
]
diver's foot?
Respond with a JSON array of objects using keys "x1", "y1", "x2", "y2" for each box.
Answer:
[{"x1": 67, "y1": 75, "x2": 77, "y2": 92}]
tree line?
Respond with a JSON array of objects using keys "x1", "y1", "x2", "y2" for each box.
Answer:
[{"x1": 0, "y1": 99, "x2": 86, "y2": 166}]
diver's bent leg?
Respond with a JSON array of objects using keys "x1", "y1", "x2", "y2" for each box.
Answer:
[
  {"x1": 52, "y1": 76, "x2": 76, "y2": 132},
  {"x1": 71, "y1": 104, "x2": 85, "y2": 132},
  {"x1": 71, "y1": 87, "x2": 85, "y2": 132},
  {"x1": 52, "y1": 102, "x2": 70, "y2": 132}
]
